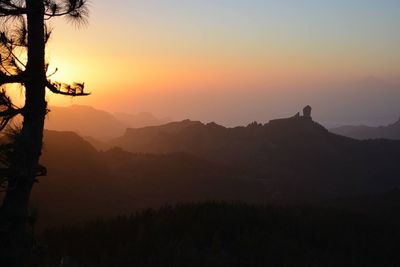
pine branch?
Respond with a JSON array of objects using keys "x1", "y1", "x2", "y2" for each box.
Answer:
[
  {"x1": 1, "y1": 30, "x2": 27, "y2": 74},
  {"x1": 44, "y1": 0, "x2": 88, "y2": 24},
  {"x1": 0, "y1": 90, "x2": 23, "y2": 131},
  {"x1": 0, "y1": 1, "x2": 27, "y2": 17},
  {"x1": 0, "y1": 71, "x2": 26, "y2": 86},
  {"x1": 46, "y1": 80, "x2": 90, "y2": 96}
]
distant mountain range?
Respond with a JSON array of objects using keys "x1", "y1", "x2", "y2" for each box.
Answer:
[
  {"x1": 45, "y1": 105, "x2": 171, "y2": 141},
  {"x1": 27, "y1": 107, "x2": 400, "y2": 230},
  {"x1": 110, "y1": 111, "x2": 400, "y2": 200},
  {"x1": 330, "y1": 117, "x2": 400, "y2": 140}
]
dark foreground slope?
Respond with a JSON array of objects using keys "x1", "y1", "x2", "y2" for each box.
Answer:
[
  {"x1": 38, "y1": 202, "x2": 400, "y2": 267},
  {"x1": 31, "y1": 130, "x2": 267, "y2": 230},
  {"x1": 330, "y1": 117, "x2": 400, "y2": 140}
]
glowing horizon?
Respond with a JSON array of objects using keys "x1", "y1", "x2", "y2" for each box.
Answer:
[{"x1": 7, "y1": 0, "x2": 400, "y2": 125}]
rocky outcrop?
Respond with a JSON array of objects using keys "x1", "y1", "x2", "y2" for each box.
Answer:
[{"x1": 303, "y1": 105, "x2": 312, "y2": 119}]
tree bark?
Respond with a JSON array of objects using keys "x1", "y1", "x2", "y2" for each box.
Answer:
[{"x1": 0, "y1": 0, "x2": 46, "y2": 264}]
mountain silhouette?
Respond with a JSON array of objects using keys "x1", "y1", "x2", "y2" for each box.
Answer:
[
  {"x1": 111, "y1": 107, "x2": 400, "y2": 199},
  {"x1": 45, "y1": 105, "x2": 126, "y2": 141},
  {"x1": 45, "y1": 105, "x2": 170, "y2": 141},
  {"x1": 20, "y1": 107, "x2": 400, "y2": 230},
  {"x1": 31, "y1": 130, "x2": 267, "y2": 230},
  {"x1": 330, "y1": 117, "x2": 400, "y2": 140},
  {"x1": 113, "y1": 111, "x2": 171, "y2": 129}
]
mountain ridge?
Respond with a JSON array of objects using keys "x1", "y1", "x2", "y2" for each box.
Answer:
[
  {"x1": 45, "y1": 104, "x2": 170, "y2": 141},
  {"x1": 330, "y1": 117, "x2": 400, "y2": 140},
  {"x1": 110, "y1": 107, "x2": 400, "y2": 199},
  {"x1": 11, "y1": 107, "x2": 400, "y2": 230}
]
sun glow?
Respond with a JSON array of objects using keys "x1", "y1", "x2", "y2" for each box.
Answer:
[{"x1": 4, "y1": 0, "x2": 398, "y2": 117}]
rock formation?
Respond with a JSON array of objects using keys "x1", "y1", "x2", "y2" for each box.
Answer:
[{"x1": 303, "y1": 105, "x2": 312, "y2": 119}]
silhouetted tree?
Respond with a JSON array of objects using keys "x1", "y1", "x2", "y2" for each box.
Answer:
[{"x1": 0, "y1": 0, "x2": 89, "y2": 263}]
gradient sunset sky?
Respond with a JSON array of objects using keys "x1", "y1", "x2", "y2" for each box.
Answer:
[{"x1": 43, "y1": 0, "x2": 400, "y2": 126}]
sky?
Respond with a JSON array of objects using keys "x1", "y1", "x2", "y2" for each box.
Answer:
[{"x1": 35, "y1": 1, "x2": 400, "y2": 125}]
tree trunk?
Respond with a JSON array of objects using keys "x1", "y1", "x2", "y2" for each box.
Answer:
[{"x1": 0, "y1": 0, "x2": 46, "y2": 264}]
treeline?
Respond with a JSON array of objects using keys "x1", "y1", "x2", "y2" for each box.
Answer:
[{"x1": 34, "y1": 202, "x2": 400, "y2": 267}]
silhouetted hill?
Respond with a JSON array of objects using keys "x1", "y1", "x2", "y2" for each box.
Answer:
[
  {"x1": 330, "y1": 117, "x2": 400, "y2": 140},
  {"x1": 39, "y1": 202, "x2": 400, "y2": 267},
  {"x1": 83, "y1": 135, "x2": 113, "y2": 151},
  {"x1": 114, "y1": 111, "x2": 171, "y2": 129},
  {"x1": 45, "y1": 105, "x2": 170, "y2": 141},
  {"x1": 34, "y1": 130, "x2": 113, "y2": 228},
  {"x1": 31, "y1": 130, "x2": 268, "y2": 230},
  {"x1": 24, "y1": 108, "x2": 400, "y2": 230},
  {"x1": 45, "y1": 105, "x2": 126, "y2": 141},
  {"x1": 111, "y1": 109, "x2": 400, "y2": 199}
]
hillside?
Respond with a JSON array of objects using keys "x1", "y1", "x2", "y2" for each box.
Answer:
[
  {"x1": 24, "y1": 108, "x2": 400, "y2": 230},
  {"x1": 45, "y1": 105, "x2": 127, "y2": 141},
  {"x1": 111, "y1": 108, "x2": 400, "y2": 199},
  {"x1": 32, "y1": 130, "x2": 267, "y2": 230},
  {"x1": 45, "y1": 105, "x2": 170, "y2": 141},
  {"x1": 330, "y1": 117, "x2": 400, "y2": 140},
  {"x1": 113, "y1": 112, "x2": 171, "y2": 129}
]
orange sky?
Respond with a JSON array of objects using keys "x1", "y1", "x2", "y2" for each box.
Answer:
[{"x1": 7, "y1": 1, "x2": 400, "y2": 125}]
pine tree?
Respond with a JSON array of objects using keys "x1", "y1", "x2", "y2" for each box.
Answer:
[{"x1": 0, "y1": 0, "x2": 89, "y2": 263}]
